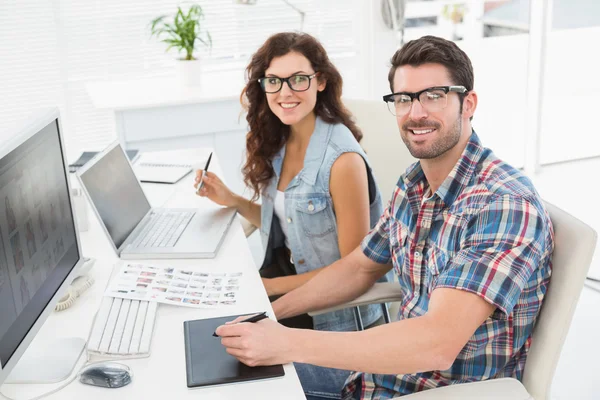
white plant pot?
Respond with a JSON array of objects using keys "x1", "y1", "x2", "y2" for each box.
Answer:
[{"x1": 175, "y1": 58, "x2": 202, "y2": 87}]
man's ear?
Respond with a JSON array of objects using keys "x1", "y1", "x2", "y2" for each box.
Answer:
[{"x1": 462, "y1": 90, "x2": 478, "y2": 119}]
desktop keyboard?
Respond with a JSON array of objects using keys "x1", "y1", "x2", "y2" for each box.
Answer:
[
  {"x1": 133, "y1": 211, "x2": 195, "y2": 248},
  {"x1": 87, "y1": 296, "x2": 158, "y2": 358}
]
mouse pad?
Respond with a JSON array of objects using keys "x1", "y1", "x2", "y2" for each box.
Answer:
[{"x1": 183, "y1": 314, "x2": 285, "y2": 388}]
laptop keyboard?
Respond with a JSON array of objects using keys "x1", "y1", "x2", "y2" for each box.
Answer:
[{"x1": 133, "y1": 211, "x2": 195, "y2": 248}]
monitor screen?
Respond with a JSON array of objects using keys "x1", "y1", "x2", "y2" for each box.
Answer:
[
  {"x1": 78, "y1": 144, "x2": 150, "y2": 250},
  {"x1": 0, "y1": 119, "x2": 79, "y2": 369}
]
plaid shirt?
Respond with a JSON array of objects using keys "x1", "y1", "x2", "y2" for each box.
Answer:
[{"x1": 343, "y1": 132, "x2": 554, "y2": 399}]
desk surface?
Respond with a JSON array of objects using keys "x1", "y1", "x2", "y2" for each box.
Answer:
[{"x1": 3, "y1": 155, "x2": 304, "y2": 399}]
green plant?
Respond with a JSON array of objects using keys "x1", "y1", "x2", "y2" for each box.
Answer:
[
  {"x1": 442, "y1": 4, "x2": 468, "y2": 25},
  {"x1": 150, "y1": 4, "x2": 212, "y2": 61}
]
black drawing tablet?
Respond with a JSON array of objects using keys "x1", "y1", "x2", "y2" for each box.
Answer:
[{"x1": 183, "y1": 314, "x2": 285, "y2": 388}]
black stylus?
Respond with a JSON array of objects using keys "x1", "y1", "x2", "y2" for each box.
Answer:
[
  {"x1": 195, "y1": 152, "x2": 213, "y2": 194},
  {"x1": 213, "y1": 312, "x2": 268, "y2": 337}
]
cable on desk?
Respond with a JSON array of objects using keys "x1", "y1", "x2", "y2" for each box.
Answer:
[
  {"x1": 0, "y1": 355, "x2": 128, "y2": 400},
  {"x1": 0, "y1": 373, "x2": 80, "y2": 400}
]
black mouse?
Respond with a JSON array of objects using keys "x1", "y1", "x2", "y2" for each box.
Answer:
[{"x1": 79, "y1": 362, "x2": 132, "y2": 388}]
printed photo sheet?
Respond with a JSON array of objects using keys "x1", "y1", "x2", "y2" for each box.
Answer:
[{"x1": 105, "y1": 263, "x2": 242, "y2": 308}]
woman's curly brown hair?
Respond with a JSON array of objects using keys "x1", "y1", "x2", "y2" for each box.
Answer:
[{"x1": 240, "y1": 32, "x2": 362, "y2": 200}]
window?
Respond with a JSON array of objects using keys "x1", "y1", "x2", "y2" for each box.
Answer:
[{"x1": 0, "y1": 0, "x2": 359, "y2": 158}]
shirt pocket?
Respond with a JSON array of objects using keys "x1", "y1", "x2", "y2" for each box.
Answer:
[
  {"x1": 426, "y1": 245, "x2": 448, "y2": 294},
  {"x1": 296, "y1": 196, "x2": 336, "y2": 237},
  {"x1": 389, "y1": 221, "x2": 409, "y2": 277}
]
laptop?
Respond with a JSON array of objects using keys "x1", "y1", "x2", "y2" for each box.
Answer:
[{"x1": 77, "y1": 142, "x2": 236, "y2": 259}]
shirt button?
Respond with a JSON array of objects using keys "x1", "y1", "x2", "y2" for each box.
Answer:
[
  {"x1": 297, "y1": 259, "x2": 305, "y2": 265},
  {"x1": 415, "y1": 251, "x2": 421, "y2": 257},
  {"x1": 308, "y1": 203, "x2": 315, "y2": 212},
  {"x1": 287, "y1": 217, "x2": 292, "y2": 223}
]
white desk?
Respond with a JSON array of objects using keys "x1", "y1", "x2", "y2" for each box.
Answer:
[{"x1": 3, "y1": 154, "x2": 304, "y2": 399}]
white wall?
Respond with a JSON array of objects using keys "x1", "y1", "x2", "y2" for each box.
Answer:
[
  {"x1": 351, "y1": 4, "x2": 600, "y2": 168},
  {"x1": 540, "y1": 26, "x2": 600, "y2": 164}
]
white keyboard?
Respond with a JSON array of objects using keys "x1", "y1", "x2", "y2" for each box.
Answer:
[
  {"x1": 87, "y1": 296, "x2": 158, "y2": 358},
  {"x1": 133, "y1": 211, "x2": 195, "y2": 248}
]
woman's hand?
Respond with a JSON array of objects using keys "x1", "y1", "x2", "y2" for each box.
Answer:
[
  {"x1": 195, "y1": 170, "x2": 262, "y2": 228},
  {"x1": 194, "y1": 171, "x2": 237, "y2": 207}
]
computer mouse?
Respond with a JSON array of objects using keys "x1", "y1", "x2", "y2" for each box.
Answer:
[{"x1": 79, "y1": 362, "x2": 132, "y2": 388}]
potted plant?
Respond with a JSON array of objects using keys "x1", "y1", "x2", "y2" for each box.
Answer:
[
  {"x1": 442, "y1": 4, "x2": 468, "y2": 40},
  {"x1": 150, "y1": 4, "x2": 212, "y2": 86}
]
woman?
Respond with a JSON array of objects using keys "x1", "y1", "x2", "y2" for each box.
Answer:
[{"x1": 195, "y1": 32, "x2": 384, "y2": 333}]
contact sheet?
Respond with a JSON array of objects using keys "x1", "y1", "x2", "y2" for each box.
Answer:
[{"x1": 106, "y1": 262, "x2": 242, "y2": 308}]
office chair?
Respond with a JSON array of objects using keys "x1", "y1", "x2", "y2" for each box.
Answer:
[
  {"x1": 344, "y1": 98, "x2": 416, "y2": 204},
  {"x1": 310, "y1": 201, "x2": 597, "y2": 399},
  {"x1": 342, "y1": 98, "x2": 416, "y2": 320}
]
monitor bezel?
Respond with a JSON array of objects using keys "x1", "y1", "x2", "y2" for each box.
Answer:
[{"x1": 0, "y1": 108, "x2": 85, "y2": 384}]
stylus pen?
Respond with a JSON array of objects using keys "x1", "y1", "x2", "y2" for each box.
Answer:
[
  {"x1": 213, "y1": 312, "x2": 268, "y2": 337},
  {"x1": 196, "y1": 152, "x2": 213, "y2": 194}
]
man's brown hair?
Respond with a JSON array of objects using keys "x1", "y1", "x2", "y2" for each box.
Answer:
[{"x1": 388, "y1": 35, "x2": 474, "y2": 93}]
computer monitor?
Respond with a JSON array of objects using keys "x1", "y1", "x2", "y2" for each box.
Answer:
[{"x1": 0, "y1": 109, "x2": 85, "y2": 385}]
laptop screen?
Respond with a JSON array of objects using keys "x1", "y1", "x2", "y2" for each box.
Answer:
[{"x1": 79, "y1": 144, "x2": 151, "y2": 249}]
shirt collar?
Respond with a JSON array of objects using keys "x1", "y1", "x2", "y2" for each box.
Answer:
[
  {"x1": 403, "y1": 130, "x2": 484, "y2": 206},
  {"x1": 272, "y1": 144, "x2": 286, "y2": 179}
]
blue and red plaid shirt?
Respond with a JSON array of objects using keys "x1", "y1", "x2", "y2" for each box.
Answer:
[{"x1": 343, "y1": 132, "x2": 554, "y2": 399}]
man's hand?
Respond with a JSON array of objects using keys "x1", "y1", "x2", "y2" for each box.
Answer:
[{"x1": 215, "y1": 316, "x2": 295, "y2": 367}]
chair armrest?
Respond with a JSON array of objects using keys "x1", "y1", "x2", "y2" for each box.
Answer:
[
  {"x1": 308, "y1": 282, "x2": 402, "y2": 316},
  {"x1": 399, "y1": 378, "x2": 531, "y2": 399},
  {"x1": 239, "y1": 216, "x2": 258, "y2": 238}
]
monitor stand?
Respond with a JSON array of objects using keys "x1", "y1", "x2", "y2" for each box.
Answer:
[{"x1": 4, "y1": 337, "x2": 86, "y2": 384}]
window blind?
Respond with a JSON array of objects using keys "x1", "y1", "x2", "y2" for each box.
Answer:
[{"x1": 0, "y1": 0, "x2": 62, "y2": 142}]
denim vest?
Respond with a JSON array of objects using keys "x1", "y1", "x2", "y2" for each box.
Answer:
[{"x1": 259, "y1": 117, "x2": 385, "y2": 332}]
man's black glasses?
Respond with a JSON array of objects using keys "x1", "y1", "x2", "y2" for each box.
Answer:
[{"x1": 382, "y1": 86, "x2": 467, "y2": 116}]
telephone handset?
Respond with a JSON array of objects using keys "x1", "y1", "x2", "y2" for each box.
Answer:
[{"x1": 55, "y1": 257, "x2": 96, "y2": 312}]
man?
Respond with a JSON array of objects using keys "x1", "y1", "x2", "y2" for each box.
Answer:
[{"x1": 215, "y1": 35, "x2": 554, "y2": 399}]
